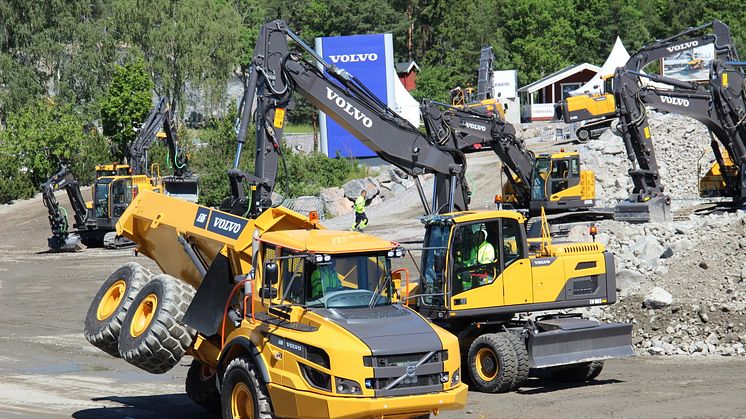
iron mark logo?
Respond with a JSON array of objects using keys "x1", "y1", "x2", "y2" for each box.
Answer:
[{"x1": 193, "y1": 207, "x2": 210, "y2": 228}]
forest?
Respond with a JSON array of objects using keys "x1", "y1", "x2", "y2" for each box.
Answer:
[{"x1": 1, "y1": 0, "x2": 743, "y2": 204}]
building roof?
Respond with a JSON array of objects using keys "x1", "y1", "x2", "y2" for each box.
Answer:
[
  {"x1": 261, "y1": 229, "x2": 396, "y2": 254},
  {"x1": 517, "y1": 63, "x2": 601, "y2": 94},
  {"x1": 395, "y1": 61, "x2": 420, "y2": 74}
]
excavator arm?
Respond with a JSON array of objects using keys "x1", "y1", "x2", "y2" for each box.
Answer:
[
  {"x1": 128, "y1": 98, "x2": 189, "y2": 177},
  {"x1": 421, "y1": 100, "x2": 533, "y2": 207},
  {"x1": 613, "y1": 20, "x2": 738, "y2": 221},
  {"x1": 223, "y1": 20, "x2": 468, "y2": 218},
  {"x1": 41, "y1": 165, "x2": 89, "y2": 251}
]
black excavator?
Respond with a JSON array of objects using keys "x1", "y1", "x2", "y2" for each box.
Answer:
[
  {"x1": 219, "y1": 20, "x2": 633, "y2": 394},
  {"x1": 610, "y1": 20, "x2": 741, "y2": 222},
  {"x1": 41, "y1": 98, "x2": 198, "y2": 251}
]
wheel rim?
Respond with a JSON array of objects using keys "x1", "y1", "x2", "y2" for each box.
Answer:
[
  {"x1": 198, "y1": 363, "x2": 215, "y2": 382},
  {"x1": 96, "y1": 280, "x2": 126, "y2": 321},
  {"x1": 129, "y1": 293, "x2": 158, "y2": 338},
  {"x1": 231, "y1": 382, "x2": 255, "y2": 419},
  {"x1": 475, "y1": 347, "x2": 498, "y2": 381}
]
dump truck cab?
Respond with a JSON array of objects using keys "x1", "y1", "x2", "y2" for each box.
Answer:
[
  {"x1": 411, "y1": 210, "x2": 632, "y2": 393},
  {"x1": 220, "y1": 228, "x2": 467, "y2": 418}
]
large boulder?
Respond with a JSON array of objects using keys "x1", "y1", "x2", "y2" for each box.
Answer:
[
  {"x1": 616, "y1": 269, "x2": 647, "y2": 298},
  {"x1": 643, "y1": 287, "x2": 673, "y2": 309},
  {"x1": 343, "y1": 178, "x2": 379, "y2": 200},
  {"x1": 319, "y1": 187, "x2": 352, "y2": 218}
]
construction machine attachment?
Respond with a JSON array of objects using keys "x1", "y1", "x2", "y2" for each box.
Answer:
[
  {"x1": 526, "y1": 316, "x2": 634, "y2": 368},
  {"x1": 48, "y1": 233, "x2": 86, "y2": 252},
  {"x1": 614, "y1": 195, "x2": 672, "y2": 223},
  {"x1": 162, "y1": 175, "x2": 199, "y2": 203}
]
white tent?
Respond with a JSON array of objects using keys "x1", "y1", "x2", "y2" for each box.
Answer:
[
  {"x1": 570, "y1": 37, "x2": 630, "y2": 96},
  {"x1": 391, "y1": 69, "x2": 421, "y2": 127}
]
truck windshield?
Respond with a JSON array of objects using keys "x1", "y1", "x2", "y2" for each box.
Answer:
[
  {"x1": 305, "y1": 254, "x2": 393, "y2": 309},
  {"x1": 420, "y1": 223, "x2": 449, "y2": 307}
]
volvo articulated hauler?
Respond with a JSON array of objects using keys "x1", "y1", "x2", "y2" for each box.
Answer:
[{"x1": 84, "y1": 190, "x2": 467, "y2": 419}]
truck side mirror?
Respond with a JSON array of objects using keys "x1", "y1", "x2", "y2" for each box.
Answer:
[
  {"x1": 434, "y1": 252, "x2": 446, "y2": 273},
  {"x1": 264, "y1": 262, "x2": 278, "y2": 286}
]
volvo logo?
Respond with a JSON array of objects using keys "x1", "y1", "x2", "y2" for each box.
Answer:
[
  {"x1": 329, "y1": 53, "x2": 378, "y2": 63},
  {"x1": 660, "y1": 96, "x2": 690, "y2": 107},
  {"x1": 405, "y1": 365, "x2": 417, "y2": 377},
  {"x1": 326, "y1": 87, "x2": 373, "y2": 128},
  {"x1": 463, "y1": 122, "x2": 487, "y2": 132},
  {"x1": 212, "y1": 216, "x2": 242, "y2": 234},
  {"x1": 666, "y1": 41, "x2": 699, "y2": 53}
]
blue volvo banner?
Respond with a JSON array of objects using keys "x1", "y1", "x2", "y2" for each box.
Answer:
[{"x1": 315, "y1": 33, "x2": 395, "y2": 158}]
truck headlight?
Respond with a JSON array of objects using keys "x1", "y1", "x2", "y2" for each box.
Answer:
[
  {"x1": 451, "y1": 368, "x2": 461, "y2": 385},
  {"x1": 335, "y1": 377, "x2": 362, "y2": 394}
]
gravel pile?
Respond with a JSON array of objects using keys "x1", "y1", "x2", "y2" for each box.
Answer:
[
  {"x1": 577, "y1": 112, "x2": 716, "y2": 208},
  {"x1": 568, "y1": 211, "x2": 746, "y2": 357}
]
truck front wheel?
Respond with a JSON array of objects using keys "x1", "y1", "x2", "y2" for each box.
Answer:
[
  {"x1": 221, "y1": 357, "x2": 273, "y2": 419},
  {"x1": 467, "y1": 333, "x2": 518, "y2": 393}
]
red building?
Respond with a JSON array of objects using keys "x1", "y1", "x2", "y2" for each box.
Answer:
[
  {"x1": 396, "y1": 61, "x2": 420, "y2": 91},
  {"x1": 518, "y1": 63, "x2": 600, "y2": 122}
]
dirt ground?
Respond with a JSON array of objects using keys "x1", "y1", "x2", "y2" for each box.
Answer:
[{"x1": 2, "y1": 154, "x2": 746, "y2": 418}]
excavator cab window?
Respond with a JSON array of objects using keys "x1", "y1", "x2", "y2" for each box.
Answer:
[
  {"x1": 531, "y1": 158, "x2": 551, "y2": 200},
  {"x1": 94, "y1": 178, "x2": 112, "y2": 218},
  {"x1": 421, "y1": 224, "x2": 449, "y2": 307},
  {"x1": 549, "y1": 158, "x2": 570, "y2": 195},
  {"x1": 501, "y1": 219, "x2": 523, "y2": 267},
  {"x1": 282, "y1": 250, "x2": 306, "y2": 305},
  {"x1": 111, "y1": 178, "x2": 133, "y2": 217},
  {"x1": 450, "y1": 221, "x2": 500, "y2": 295}
]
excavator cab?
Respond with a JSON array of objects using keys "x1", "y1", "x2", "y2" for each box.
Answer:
[{"x1": 95, "y1": 163, "x2": 131, "y2": 178}]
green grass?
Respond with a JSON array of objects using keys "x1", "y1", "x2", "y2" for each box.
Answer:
[{"x1": 283, "y1": 123, "x2": 315, "y2": 134}]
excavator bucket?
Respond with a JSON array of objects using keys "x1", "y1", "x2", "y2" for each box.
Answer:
[
  {"x1": 614, "y1": 195, "x2": 671, "y2": 223},
  {"x1": 48, "y1": 233, "x2": 86, "y2": 252},
  {"x1": 163, "y1": 175, "x2": 199, "y2": 203},
  {"x1": 527, "y1": 317, "x2": 634, "y2": 368}
]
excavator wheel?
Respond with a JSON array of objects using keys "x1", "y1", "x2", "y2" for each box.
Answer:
[
  {"x1": 118, "y1": 274, "x2": 195, "y2": 374},
  {"x1": 549, "y1": 361, "x2": 604, "y2": 382},
  {"x1": 84, "y1": 262, "x2": 152, "y2": 357},
  {"x1": 221, "y1": 356, "x2": 274, "y2": 419},
  {"x1": 506, "y1": 332, "x2": 530, "y2": 390},
  {"x1": 186, "y1": 359, "x2": 220, "y2": 413},
  {"x1": 467, "y1": 332, "x2": 518, "y2": 393}
]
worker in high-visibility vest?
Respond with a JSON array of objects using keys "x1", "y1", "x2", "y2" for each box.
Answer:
[
  {"x1": 476, "y1": 229, "x2": 495, "y2": 264},
  {"x1": 351, "y1": 189, "x2": 368, "y2": 231},
  {"x1": 310, "y1": 259, "x2": 342, "y2": 300}
]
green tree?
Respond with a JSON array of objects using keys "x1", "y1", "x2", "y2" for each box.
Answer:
[
  {"x1": 0, "y1": 99, "x2": 108, "y2": 188},
  {"x1": 112, "y1": 0, "x2": 243, "y2": 115},
  {"x1": 100, "y1": 59, "x2": 155, "y2": 161}
]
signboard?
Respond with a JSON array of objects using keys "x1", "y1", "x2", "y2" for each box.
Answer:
[
  {"x1": 493, "y1": 70, "x2": 517, "y2": 99},
  {"x1": 315, "y1": 34, "x2": 395, "y2": 158},
  {"x1": 661, "y1": 43, "x2": 715, "y2": 82}
]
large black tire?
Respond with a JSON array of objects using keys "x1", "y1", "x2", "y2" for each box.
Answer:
[
  {"x1": 84, "y1": 262, "x2": 151, "y2": 357},
  {"x1": 118, "y1": 274, "x2": 195, "y2": 374},
  {"x1": 186, "y1": 359, "x2": 220, "y2": 414},
  {"x1": 221, "y1": 357, "x2": 273, "y2": 419},
  {"x1": 549, "y1": 361, "x2": 604, "y2": 382},
  {"x1": 467, "y1": 333, "x2": 518, "y2": 393},
  {"x1": 506, "y1": 332, "x2": 529, "y2": 390}
]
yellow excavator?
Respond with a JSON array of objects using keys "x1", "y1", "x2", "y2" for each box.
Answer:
[
  {"x1": 41, "y1": 99, "x2": 198, "y2": 251},
  {"x1": 558, "y1": 76, "x2": 616, "y2": 142}
]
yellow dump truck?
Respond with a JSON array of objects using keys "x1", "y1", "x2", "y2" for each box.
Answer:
[{"x1": 84, "y1": 191, "x2": 467, "y2": 418}]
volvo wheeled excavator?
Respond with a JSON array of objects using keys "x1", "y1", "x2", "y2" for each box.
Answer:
[
  {"x1": 41, "y1": 98, "x2": 198, "y2": 251},
  {"x1": 216, "y1": 20, "x2": 632, "y2": 394}
]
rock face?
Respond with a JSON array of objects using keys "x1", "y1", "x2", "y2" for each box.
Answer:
[
  {"x1": 342, "y1": 178, "x2": 379, "y2": 200},
  {"x1": 643, "y1": 287, "x2": 673, "y2": 309},
  {"x1": 319, "y1": 187, "x2": 352, "y2": 217}
]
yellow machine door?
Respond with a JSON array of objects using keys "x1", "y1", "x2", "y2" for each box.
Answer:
[
  {"x1": 500, "y1": 218, "x2": 533, "y2": 305},
  {"x1": 448, "y1": 220, "x2": 504, "y2": 310},
  {"x1": 547, "y1": 157, "x2": 581, "y2": 199}
]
